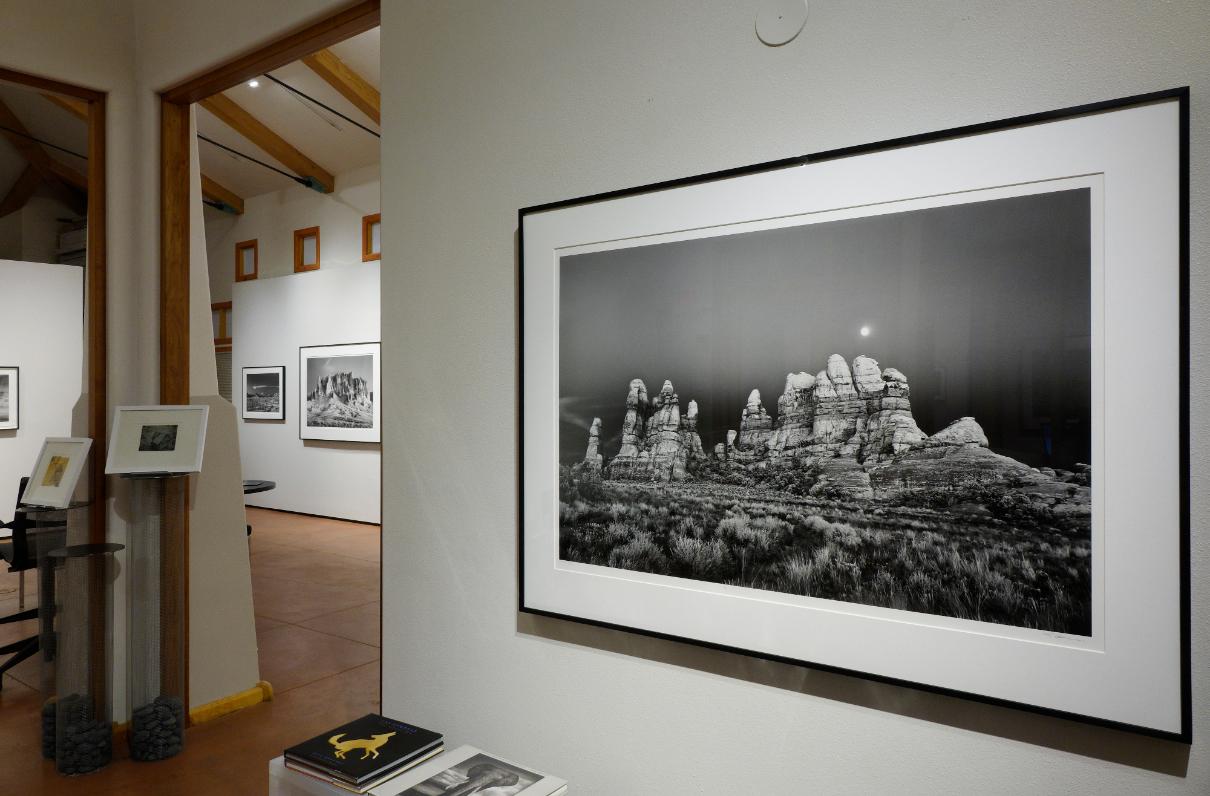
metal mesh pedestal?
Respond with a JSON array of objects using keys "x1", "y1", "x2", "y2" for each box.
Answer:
[
  {"x1": 47, "y1": 541, "x2": 122, "y2": 776},
  {"x1": 25, "y1": 503, "x2": 84, "y2": 760},
  {"x1": 127, "y1": 475, "x2": 187, "y2": 761}
]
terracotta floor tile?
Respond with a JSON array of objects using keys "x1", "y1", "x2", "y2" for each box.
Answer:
[
  {"x1": 0, "y1": 509, "x2": 382, "y2": 794},
  {"x1": 250, "y1": 546, "x2": 379, "y2": 590},
  {"x1": 254, "y1": 614, "x2": 286, "y2": 635},
  {"x1": 298, "y1": 601, "x2": 380, "y2": 647},
  {"x1": 255, "y1": 624, "x2": 379, "y2": 694},
  {"x1": 252, "y1": 574, "x2": 377, "y2": 624}
]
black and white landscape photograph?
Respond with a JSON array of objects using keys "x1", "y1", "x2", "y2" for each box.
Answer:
[
  {"x1": 402, "y1": 753, "x2": 540, "y2": 796},
  {"x1": 305, "y1": 354, "x2": 374, "y2": 428},
  {"x1": 0, "y1": 368, "x2": 16, "y2": 429},
  {"x1": 558, "y1": 188, "x2": 1094, "y2": 635},
  {"x1": 138, "y1": 424, "x2": 179, "y2": 452},
  {"x1": 246, "y1": 373, "x2": 281, "y2": 413},
  {"x1": 242, "y1": 366, "x2": 285, "y2": 420}
]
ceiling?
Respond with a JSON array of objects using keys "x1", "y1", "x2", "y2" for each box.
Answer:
[
  {"x1": 0, "y1": 27, "x2": 379, "y2": 223},
  {"x1": 198, "y1": 27, "x2": 381, "y2": 203},
  {"x1": 0, "y1": 80, "x2": 91, "y2": 217}
]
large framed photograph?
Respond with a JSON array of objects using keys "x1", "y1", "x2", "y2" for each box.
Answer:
[
  {"x1": 299, "y1": 342, "x2": 381, "y2": 443},
  {"x1": 242, "y1": 365, "x2": 286, "y2": 421},
  {"x1": 520, "y1": 90, "x2": 1189, "y2": 739},
  {"x1": 21, "y1": 437, "x2": 92, "y2": 508},
  {"x1": 0, "y1": 366, "x2": 18, "y2": 431},
  {"x1": 104, "y1": 405, "x2": 209, "y2": 475}
]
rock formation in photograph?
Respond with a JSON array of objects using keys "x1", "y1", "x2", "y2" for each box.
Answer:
[
  {"x1": 578, "y1": 354, "x2": 1090, "y2": 517},
  {"x1": 306, "y1": 371, "x2": 373, "y2": 427}
]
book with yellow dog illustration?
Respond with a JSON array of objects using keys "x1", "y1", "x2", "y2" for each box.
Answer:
[{"x1": 285, "y1": 713, "x2": 443, "y2": 792}]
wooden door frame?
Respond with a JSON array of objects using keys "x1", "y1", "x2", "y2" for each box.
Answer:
[
  {"x1": 0, "y1": 67, "x2": 107, "y2": 543},
  {"x1": 157, "y1": 0, "x2": 380, "y2": 717}
]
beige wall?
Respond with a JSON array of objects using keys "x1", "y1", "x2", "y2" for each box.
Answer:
[
  {"x1": 380, "y1": 2, "x2": 1210, "y2": 793},
  {"x1": 204, "y1": 164, "x2": 379, "y2": 304}
]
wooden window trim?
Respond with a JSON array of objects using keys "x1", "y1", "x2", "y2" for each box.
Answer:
[
  {"x1": 294, "y1": 226, "x2": 321, "y2": 272},
  {"x1": 234, "y1": 239, "x2": 259, "y2": 281},
  {"x1": 362, "y1": 213, "x2": 381, "y2": 262},
  {"x1": 212, "y1": 300, "x2": 232, "y2": 346}
]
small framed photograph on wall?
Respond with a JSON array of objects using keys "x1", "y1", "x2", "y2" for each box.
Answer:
[
  {"x1": 104, "y1": 405, "x2": 210, "y2": 475},
  {"x1": 0, "y1": 366, "x2": 18, "y2": 431},
  {"x1": 299, "y1": 342, "x2": 381, "y2": 443},
  {"x1": 242, "y1": 365, "x2": 286, "y2": 421},
  {"x1": 21, "y1": 437, "x2": 92, "y2": 509}
]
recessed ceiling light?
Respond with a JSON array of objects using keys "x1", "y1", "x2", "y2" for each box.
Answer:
[
  {"x1": 248, "y1": 79, "x2": 260, "y2": 88},
  {"x1": 860, "y1": 325, "x2": 871, "y2": 337}
]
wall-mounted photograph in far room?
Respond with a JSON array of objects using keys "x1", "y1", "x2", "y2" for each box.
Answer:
[
  {"x1": 0, "y1": 366, "x2": 19, "y2": 431},
  {"x1": 242, "y1": 365, "x2": 286, "y2": 421},
  {"x1": 299, "y1": 342, "x2": 381, "y2": 443}
]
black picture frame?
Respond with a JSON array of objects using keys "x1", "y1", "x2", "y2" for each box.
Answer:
[
  {"x1": 241, "y1": 365, "x2": 286, "y2": 421},
  {"x1": 298, "y1": 342, "x2": 381, "y2": 443},
  {"x1": 0, "y1": 365, "x2": 18, "y2": 431},
  {"x1": 518, "y1": 88, "x2": 1190, "y2": 742}
]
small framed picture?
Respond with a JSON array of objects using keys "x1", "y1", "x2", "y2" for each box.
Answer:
[
  {"x1": 242, "y1": 365, "x2": 286, "y2": 421},
  {"x1": 21, "y1": 437, "x2": 92, "y2": 508},
  {"x1": 0, "y1": 366, "x2": 18, "y2": 431},
  {"x1": 104, "y1": 405, "x2": 210, "y2": 475},
  {"x1": 299, "y1": 342, "x2": 380, "y2": 443}
]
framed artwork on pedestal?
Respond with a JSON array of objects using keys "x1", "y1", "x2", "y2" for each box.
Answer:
[
  {"x1": 105, "y1": 406, "x2": 210, "y2": 475},
  {"x1": 22, "y1": 437, "x2": 92, "y2": 509},
  {"x1": 519, "y1": 89, "x2": 1190, "y2": 740},
  {"x1": 299, "y1": 342, "x2": 381, "y2": 443}
]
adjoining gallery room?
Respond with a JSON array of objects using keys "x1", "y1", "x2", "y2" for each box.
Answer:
[
  {"x1": 201, "y1": 24, "x2": 383, "y2": 715},
  {"x1": 1, "y1": 1, "x2": 1209, "y2": 794}
]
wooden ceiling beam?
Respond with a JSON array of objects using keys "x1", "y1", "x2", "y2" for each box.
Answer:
[
  {"x1": 0, "y1": 164, "x2": 41, "y2": 218},
  {"x1": 0, "y1": 96, "x2": 87, "y2": 213},
  {"x1": 41, "y1": 92, "x2": 89, "y2": 121},
  {"x1": 201, "y1": 174, "x2": 245, "y2": 214},
  {"x1": 39, "y1": 92, "x2": 240, "y2": 212},
  {"x1": 200, "y1": 93, "x2": 335, "y2": 193},
  {"x1": 301, "y1": 48, "x2": 379, "y2": 125},
  {"x1": 162, "y1": 0, "x2": 379, "y2": 104}
]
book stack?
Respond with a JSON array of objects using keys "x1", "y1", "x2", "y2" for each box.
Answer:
[
  {"x1": 284, "y1": 714, "x2": 444, "y2": 794},
  {"x1": 378, "y1": 745, "x2": 566, "y2": 796}
]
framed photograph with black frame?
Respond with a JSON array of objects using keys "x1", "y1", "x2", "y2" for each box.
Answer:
[
  {"x1": 519, "y1": 89, "x2": 1189, "y2": 740},
  {"x1": 0, "y1": 366, "x2": 18, "y2": 431},
  {"x1": 243, "y1": 365, "x2": 286, "y2": 421},
  {"x1": 299, "y1": 342, "x2": 381, "y2": 443}
]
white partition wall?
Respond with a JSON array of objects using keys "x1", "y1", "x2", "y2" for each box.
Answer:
[
  {"x1": 233, "y1": 265, "x2": 381, "y2": 523},
  {"x1": 380, "y1": 2, "x2": 1210, "y2": 794},
  {"x1": 0, "y1": 259, "x2": 83, "y2": 523}
]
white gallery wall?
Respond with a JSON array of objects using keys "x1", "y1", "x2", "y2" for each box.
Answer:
[
  {"x1": 233, "y1": 265, "x2": 381, "y2": 523},
  {"x1": 0, "y1": 260, "x2": 83, "y2": 523},
  {"x1": 380, "y1": 2, "x2": 1210, "y2": 794},
  {"x1": 204, "y1": 165, "x2": 380, "y2": 304}
]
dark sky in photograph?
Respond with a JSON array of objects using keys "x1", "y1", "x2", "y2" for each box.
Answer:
[
  {"x1": 246, "y1": 372, "x2": 279, "y2": 390},
  {"x1": 559, "y1": 188, "x2": 1091, "y2": 470}
]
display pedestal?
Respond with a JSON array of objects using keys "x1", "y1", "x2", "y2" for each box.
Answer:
[
  {"x1": 47, "y1": 541, "x2": 122, "y2": 776},
  {"x1": 125, "y1": 473, "x2": 188, "y2": 761},
  {"x1": 20, "y1": 502, "x2": 87, "y2": 760}
]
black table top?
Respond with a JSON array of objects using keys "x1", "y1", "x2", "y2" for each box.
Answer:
[{"x1": 242, "y1": 480, "x2": 277, "y2": 495}]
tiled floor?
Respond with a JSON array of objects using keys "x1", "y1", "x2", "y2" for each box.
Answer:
[{"x1": 0, "y1": 507, "x2": 381, "y2": 794}]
